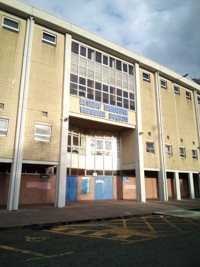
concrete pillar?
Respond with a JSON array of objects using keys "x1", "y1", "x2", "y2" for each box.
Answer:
[
  {"x1": 55, "y1": 33, "x2": 71, "y2": 208},
  {"x1": 188, "y1": 172, "x2": 195, "y2": 199},
  {"x1": 7, "y1": 17, "x2": 34, "y2": 211},
  {"x1": 193, "y1": 91, "x2": 200, "y2": 152},
  {"x1": 174, "y1": 172, "x2": 181, "y2": 200},
  {"x1": 154, "y1": 72, "x2": 168, "y2": 201},
  {"x1": 134, "y1": 63, "x2": 146, "y2": 202}
]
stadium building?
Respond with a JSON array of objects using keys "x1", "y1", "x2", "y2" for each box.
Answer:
[{"x1": 0, "y1": 0, "x2": 200, "y2": 210}]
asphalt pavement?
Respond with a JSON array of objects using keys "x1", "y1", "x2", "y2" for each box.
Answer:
[{"x1": 0, "y1": 198, "x2": 200, "y2": 230}]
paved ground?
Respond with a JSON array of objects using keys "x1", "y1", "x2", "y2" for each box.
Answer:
[{"x1": 0, "y1": 199, "x2": 200, "y2": 230}]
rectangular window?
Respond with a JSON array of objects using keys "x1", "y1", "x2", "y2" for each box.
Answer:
[
  {"x1": 0, "y1": 119, "x2": 8, "y2": 136},
  {"x1": 103, "y1": 55, "x2": 108, "y2": 65},
  {"x1": 116, "y1": 60, "x2": 122, "y2": 71},
  {"x1": 2, "y1": 17, "x2": 19, "y2": 33},
  {"x1": 72, "y1": 42, "x2": 79, "y2": 54},
  {"x1": 42, "y1": 31, "x2": 56, "y2": 46},
  {"x1": 174, "y1": 85, "x2": 180, "y2": 94},
  {"x1": 80, "y1": 46, "x2": 86, "y2": 57},
  {"x1": 198, "y1": 96, "x2": 200, "y2": 104},
  {"x1": 186, "y1": 91, "x2": 191, "y2": 99},
  {"x1": 146, "y1": 142, "x2": 155, "y2": 153},
  {"x1": 143, "y1": 72, "x2": 150, "y2": 82},
  {"x1": 165, "y1": 144, "x2": 172, "y2": 156},
  {"x1": 161, "y1": 79, "x2": 167, "y2": 89},
  {"x1": 179, "y1": 147, "x2": 186, "y2": 158},
  {"x1": 95, "y1": 52, "x2": 101, "y2": 63},
  {"x1": 0, "y1": 103, "x2": 4, "y2": 110},
  {"x1": 35, "y1": 124, "x2": 51, "y2": 142},
  {"x1": 192, "y1": 149, "x2": 198, "y2": 159}
]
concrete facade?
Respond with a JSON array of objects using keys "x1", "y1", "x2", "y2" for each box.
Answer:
[{"x1": 0, "y1": 0, "x2": 200, "y2": 210}]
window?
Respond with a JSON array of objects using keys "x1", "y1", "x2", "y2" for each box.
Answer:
[
  {"x1": 192, "y1": 149, "x2": 198, "y2": 159},
  {"x1": 42, "y1": 111, "x2": 48, "y2": 118},
  {"x1": 161, "y1": 80, "x2": 167, "y2": 89},
  {"x1": 143, "y1": 72, "x2": 150, "y2": 82},
  {"x1": 0, "y1": 103, "x2": 4, "y2": 110},
  {"x1": 174, "y1": 85, "x2": 180, "y2": 94},
  {"x1": 42, "y1": 31, "x2": 56, "y2": 46},
  {"x1": 179, "y1": 147, "x2": 186, "y2": 158},
  {"x1": 72, "y1": 42, "x2": 79, "y2": 54},
  {"x1": 0, "y1": 119, "x2": 8, "y2": 136},
  {"x1": 186, "y1": 91, "x2": 191, "y2": 99},
  {"x1": 146, "y1": 142, "x2": 155, "y2": 153},
  {"x1": 165, "y1": 144, "x2": 172, "y2": 156},
  {"x1": 2, "y1": 17, "x2": 19, "y2": 33},
  {"x1": 197, "y1": 96, "x2": 200, "y2": 104},
  {"x1": 35, "y1": 124, "x2": 51, "y2": 142}
]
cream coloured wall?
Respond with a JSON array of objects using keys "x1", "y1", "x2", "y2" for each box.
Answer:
[
  {"x1": 0, "y1": 12, "x2": 26, "y2": 159},
  {"x1": 23, "y1": 24, "x2": 65, "y2": 162},
  {"x1": 121, "y1": 129, "x2": 135, "y2": 165},
  {"x1": 139, "y1": 69, "x2": 160, "y2": 169}
]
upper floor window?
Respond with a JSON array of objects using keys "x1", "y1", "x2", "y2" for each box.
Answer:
[
  {"x1": 0, "y1": 118, "x2": 8, "y2": 136},
  {"x1": 143, "y1": 72, "x2": 150, "y2": 82},
  {"x1": 146, "y1": 141, "x2": 155, "y2": 153},
  {"x1": 174, "y1": 85, "x2": 180, "y2": 95},
  {"x1": 192, "y1": 149, "x2": 198, "y2": 159},
  {"x1": 42, "y1": 31, "x2": 56, "y2": 46},
  {"x1": 197, "y1": 96, "x2": 200, "y2": 104},
  {"x1": 186, "y1": 91, "x2": 191, "y2": 100},
  {"x1": 35, "y1": 124, "x2": 51, "y2": 142},
  {"x1": 2, "y1": 16, "x2": 19, "y2": 33},
  {"x1": 161, "y1": 79, "x2": 167, "y2": 89},
  {"x1": 179, "y1": 147, "x2": 186, "y2": 158},
  {"x1": 165, "y1": 144, "x2": 172, "y2": 156}
]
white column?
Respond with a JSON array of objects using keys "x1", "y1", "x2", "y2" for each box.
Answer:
[
  {"x1": 193, "y1": 90, "x2": 200, "y2": 153},
  {"x1": 154, "y1": 72, "x2": 168, "y2": 201},
  {"x1": 188, "y1": 172, "x2": 195, "y2": 199},
  {"x1": 174, "y1": 171, "x2": 181, "y2": 200},
  {"x1": 7, "y1": 17, "x2": 34, "y2": 211},
  {"x1": 134, "y1": 63, "x2": 146, "y2": 202},
  {"x1": 55, "y1": 33, "x2": 71, "y2": 208}
]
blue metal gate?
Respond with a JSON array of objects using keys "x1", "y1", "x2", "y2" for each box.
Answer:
[
  {"x1": 66, "y1": 176, "x2": 78, "y2": 201},
  {"x1": 94, "y1": 176, "x2": 113, "y2": 200}
]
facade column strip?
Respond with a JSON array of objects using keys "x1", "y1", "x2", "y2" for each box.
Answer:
[
  {"x1": 7, "y1": 17, "x2": 34, "y2": 211},
  {"x1": 193, "y1": 90, "x2": 200, "y2": 151},
  {"x1": 134, "y1": 63, "x2": 146, "y2": 202},
  {"x1": 188, "y1": 172, "x2": 195, "y2": 199},
  {"x1": 154, "y1": 71, "x2": 168, "y2": 201},
  {"x1": 55, "y1": 33, "x2": 71, "y2": 207},
  {"x1": 174, "y1": 171, "x2": 181, "y2": 200}
]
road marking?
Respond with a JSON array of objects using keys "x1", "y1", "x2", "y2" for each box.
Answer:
[
  {"x1": 123, "y1": 219, "x2": 127, "y2": 228},
  {"x1": 0, "y1": 243, "x2": 74, "y2": 262},
  {"x1": 25, "y1": 236, "x2": 49, "y2": 242},
  {"x1": 142, "y1": 217, "x2": 156, "y2": 234},
  {"x1": 160, "y1": 216, "x2": 183, "y2": 233}
]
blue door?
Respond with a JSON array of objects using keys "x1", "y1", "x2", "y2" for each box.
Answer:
[
  {"x1": 66, "y1": 176, "x2": 78, "y2": 201},
  {"x1": 95, "y1": 176, "x2": 113, "y2": 200}
]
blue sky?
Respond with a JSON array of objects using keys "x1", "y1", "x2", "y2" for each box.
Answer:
[{"x1": 20, "y1": 0, "x2": 200, "y2": 79}]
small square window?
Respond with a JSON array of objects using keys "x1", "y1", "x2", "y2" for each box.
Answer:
[
  {"x1": 146, "y1": 141, "x2": 155, "y2": 153},
  {"x1": 161, "y1": 80, "x2": 167, "y2": 89},
  {"x1": 174, "y1": 86, "x2": 180, "y2": 94},
  {"x1": 2, "y1": 17, "x2": 19, "y2": 33},
  {"x1": 143, "y1": 72, "x2": 150, "y2": 82},
  {"x1": 42, "y1": 31, "x2": 56, "y2": 46},
  {"x1": 179, "y1": 147, "x2": 186, "y2": 158},
  {"x1": 35, "y1": 124, "x2": 51, "y2": 142},
  {"x1": 42, "y1": 111, "x2": 48, "y2": 118},
  {"x1": 0, "y1": 118, "x2": 8, "y2": 136},
  {"x1": 192, "y1": 149, "x2": 198, "y2": 159},
  {"x1": 165, "y1": 144, "x2": 172, "y2": 156},
  {"x1": 0, "y1": 103, "x2": 4, "y2": 110},
  {"x1": 186, "y1": 91, "x2": 191, "y2": 99}
]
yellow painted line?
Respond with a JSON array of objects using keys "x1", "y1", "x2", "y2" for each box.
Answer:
[
  {"x1": 184, "y1": 218, "x2": 200, "y2": 227},
  {"x1": 123, "y1": 219, "x2": 127, "y2": 229},
  {"x1": 26, "y1": 251, "x2": 74, "y2": 262},
  {"x1": 160, "y1": 215, "x2": 183, "y2": 233},
  {"x1": 0, "y1": 244, "x2": 46, "y2": 257},
  {"x1": 115, "y1": 234, "x2": 131, "y2": 239},
  {"x1": 67, "y1": 230, "x2": 89, "y2": 235},
  {"x1": 88, "y1": 232, "x2": 108, "y2": 237},
  {"x1": 142, "y1": 217, "x2": 156, "y2": 234}
]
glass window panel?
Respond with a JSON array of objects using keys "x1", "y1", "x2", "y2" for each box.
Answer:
[
  {"x1": 103, "y1": 55, "x2": 108, "y2": 65},
  {"x1": 3, "y1": 17, "x2": 19, "y2": 32},
  {"x1": 68, "y1": 135, "x2": 71, "y2": 146},
  {"x1": 130, "y1": 100, "x2": 135, "y2": 110},
  {"x1": 96, "y1": 140, "x2": 103, "y2": 150},
  {"x1": 73, "y1": 135, "x2": 79, "y2": 146},
  {"x1": 42, "y1": 32, "x2": 56, "y2": 46},
  {"x1": 123, "y1": 63, "x2": 127, "y2": 72},
  {"x1": 117, "y1": 102, "x2": 122, "y2": 107},
  {"x1": 103, "y1": 93, "x2": 109, "y2": 104},
  {"x1": 35, "y1": 124, "x2": 51, "y2": 142},
  {"x1": 105, "y1": 140, "x2": 112, "y2": 150},
  {"x1": 110, "y1": 95, "x2": 115, "y2": 106},
  {"x1": 79, "y1": 86, "x2": 86, "y2": 97},
  {"x1": 103, "y1": 84, "x2": 108, "y2": 92},
  {"x1": 71, "y1": 64, "x2": 78, "y2": 74},
  {"x1": 0, "y1": 119, "x2": 8, "y2": 136},
  {"x1": 95, "y1": 90, "x2": 101, "y2": 102},
  {"x1": 87, "y1": 79, "x2": 94, "y2": 88},
  {"x1": 95, "y1": 82, "x2": 101, "y2": 90},
  {"x1": 87, "y1": 88, "x2": 94, "y2": 100},
  {"x1": 123, "y1": 98, "x2": 129, "y2": 109},
  {"x1": 116, "y1": 60, "x2": 122, "y2": 71},
  {"x1": 129, "y1": 65, "x2": 133, "y2": 75},
  {"x1": 79, "y1": 66, "x2": 86, "y2": 76},
  {"x1": 129, "y1": 92, "x2": 134, "y2": 100},
  {"x1": 129, "y1": 83, "x2": 134, "y2": 92},
  {"x1": 117, "y1": 88, "x2": 122, "y2": 96},
  {"x1": 70, "y1": 83, "x2": 77, "y2": 95},
  {"x1": 110, "y1": 57, "x2": 115, "y2": 68},
  {"x1": 70, "y1": 74, "x2": 78, "y2": 83},
  {"x1": 71, "y1": 54, "x2": 78, "y2": 64},
  {"x1": 72, "y1": 42, "x2": 79, "y2": 54},
  {"x1": 110, "y1": 86, "x2": 115, "y2": 94},
  {"x1": 79, "y1": 77, "x2": 86, "y2": 85},
  {"x1": 80, "y1": 46, "x2": 86, "y2": 57},
  {"x1": 88, "y1": 48, "x2": 94, "y2": 60},
  {"x1": 96, "y1": 52, "x2": 101, "y2": 63},
  {"x1": 123, "y1": 91, "x2": 128, "y2": 98}
]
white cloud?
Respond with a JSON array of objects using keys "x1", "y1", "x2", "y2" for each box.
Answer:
[{"x1": 20, "y1": 0, "x2": 200, "y2": 78}]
